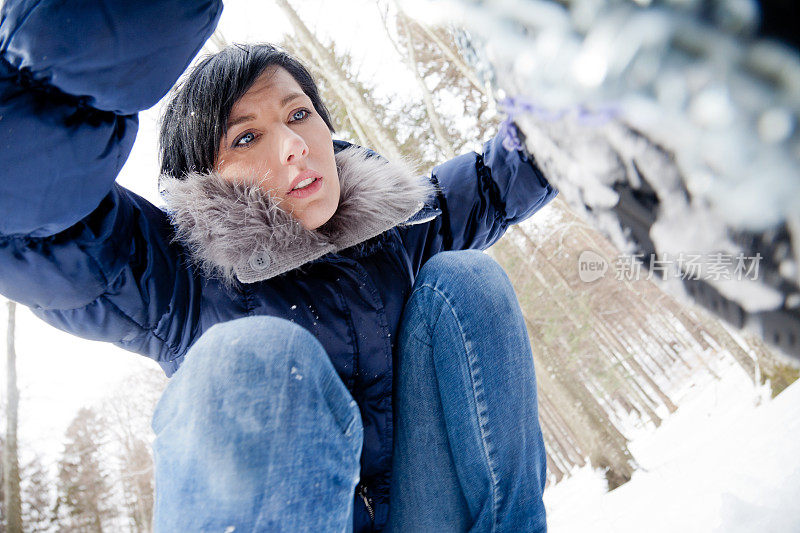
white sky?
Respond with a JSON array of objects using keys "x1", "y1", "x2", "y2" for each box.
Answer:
[{"x1": 2, "y1": 0, "x2": 420, "y2": 466}]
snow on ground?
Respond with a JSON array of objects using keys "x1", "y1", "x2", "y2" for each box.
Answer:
[{"x1": 544, "y1": 361, "x2": 800, "y2": 532}]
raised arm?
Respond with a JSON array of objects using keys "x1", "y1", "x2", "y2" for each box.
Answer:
[
  {"x1": 399, "y1": 128, "x2": 558, "y2": 271},
  {"x1": 0, "y1": 0, "x2": 222, "y2": 235},
  {"x1": 0, "y1": 0, "x2": 222, "y2": 373}
]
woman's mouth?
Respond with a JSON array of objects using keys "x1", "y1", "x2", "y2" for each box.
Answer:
[{"x1": 287, "y1": 173, "x2": 323, "y2": 198}]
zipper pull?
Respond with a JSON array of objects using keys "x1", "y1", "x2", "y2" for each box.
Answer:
[{"x1": 357, "y1": 483, "x2": 375, "y2": 522}]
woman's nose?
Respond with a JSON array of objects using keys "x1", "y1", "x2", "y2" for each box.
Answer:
[{"x1": 281, "y1": 129, "x2": 308, "y2": 165}]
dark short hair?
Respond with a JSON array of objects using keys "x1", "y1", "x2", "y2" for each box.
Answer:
[{"x1": 159, "y1": 43, "x2": 335, "y2": 179}]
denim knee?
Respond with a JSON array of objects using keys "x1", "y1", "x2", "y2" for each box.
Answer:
[
  {"x1": 419, "y1": 249, "x2": 506, "y2": 281},
  {"x1": 152, "y1": 316, "x2": 359, "y2": 437},
  {"x1": 416, "y1": 250, "x2": 516, "y2": 306}
]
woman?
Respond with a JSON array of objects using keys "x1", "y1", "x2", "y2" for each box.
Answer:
[{"x1": 0, "y1": 1, "x2": 556, "y2": 531}]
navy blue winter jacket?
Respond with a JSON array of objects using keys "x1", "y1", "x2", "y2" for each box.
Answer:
[{"x1": 0, "y1": 1, "x2": 556, "y2": 530}]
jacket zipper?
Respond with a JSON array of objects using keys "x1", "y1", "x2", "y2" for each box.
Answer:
[{"x1": 357, "y1": 483, "x2": 375, "y2": 522}]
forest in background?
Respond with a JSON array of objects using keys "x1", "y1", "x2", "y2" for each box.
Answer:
[{"x1": 1, "y1": 1, "x2": 798, "y2": 531}]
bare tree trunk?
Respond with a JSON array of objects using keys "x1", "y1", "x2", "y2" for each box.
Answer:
[
  {"x1": 343, "y1": 106, "x2": 373, "y2": 148},
  {"x1": 393, "y1": 11, "x2": 456, "y2": 159},
  {"x1": 5, "y1": 301, "x2": 22, "y2": 533}
]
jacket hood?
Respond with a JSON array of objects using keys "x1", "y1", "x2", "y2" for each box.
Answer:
[{"x1": 160, "y1": 144, "x2": 437, "y2": 284}]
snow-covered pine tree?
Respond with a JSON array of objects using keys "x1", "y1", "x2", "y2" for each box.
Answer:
[
  {"x1": 54, "y1": 407, "x2": 116, "y2": 533},
  {"x1": 100, "y1": 368, "x2": 166, "y2": 533},
  {"x1": 20, "y1": 454, "x2": 53, "y2": 533}
]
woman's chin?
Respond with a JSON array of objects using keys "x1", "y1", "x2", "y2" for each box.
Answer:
[{"x1": 298, "y1": 202, "x2": 338, "y2": 231}]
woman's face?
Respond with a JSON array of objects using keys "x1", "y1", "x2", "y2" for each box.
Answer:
[{"x1": 215, "y1": 66, "x2": 340, "y2": 230}]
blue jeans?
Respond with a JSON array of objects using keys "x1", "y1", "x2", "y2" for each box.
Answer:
[{"x1": 151, "y1": 250, "x2": 547, "y2": 532}]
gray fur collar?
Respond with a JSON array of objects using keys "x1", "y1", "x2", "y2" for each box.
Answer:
[{"x1": 161, "y1": 145, "x2": 436, "y2": 284}]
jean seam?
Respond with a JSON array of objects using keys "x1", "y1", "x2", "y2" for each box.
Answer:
[{"x1": 418, "y1": 282, "x2": 501, "y2": 531}]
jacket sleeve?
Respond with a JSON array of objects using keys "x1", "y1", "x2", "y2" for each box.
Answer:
[
  {"x1": 398, "y1": 129, "x2": 558, "y2": 272},
  {"x1": 0, "y1": 0, "x2": 222, "y2": 236},
  {"x1": 0, "y1": 0, "x2": 222, "y2": 371}
]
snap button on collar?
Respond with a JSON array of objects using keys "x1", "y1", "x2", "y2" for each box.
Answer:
[{"x1": 248, "y1": 251, "x2": 271, "y2": 272}]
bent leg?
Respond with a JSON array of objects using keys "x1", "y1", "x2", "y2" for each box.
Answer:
[
  {"x1": 151, "y1": 316, "x2": 363, "y2": 532},
  {"x1": 389, "y1": 250, "x2": 547, "y2": 532}
]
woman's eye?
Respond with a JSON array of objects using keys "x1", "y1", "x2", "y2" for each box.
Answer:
[
  {"x1": 291, "y1": 109, "x2": 310, "y2": 122},
  {"x1": 234, "y1": 132, "x2": 256, "y2": 147}
]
